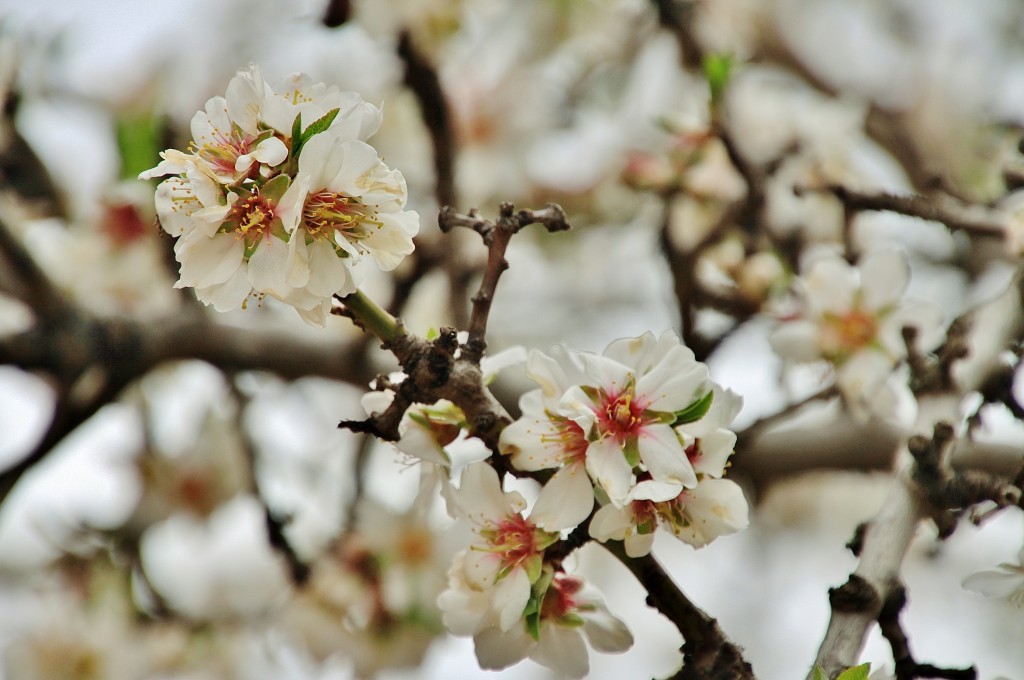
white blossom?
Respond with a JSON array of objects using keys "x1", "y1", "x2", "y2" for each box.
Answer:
[{"x1": 770, "y1": 247, "x2": 943, "y2": 420}]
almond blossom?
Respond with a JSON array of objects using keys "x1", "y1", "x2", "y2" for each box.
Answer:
[
  {"x1": 140, "y1": 65, "x2": 419, "y2": 324},
  {"x1": 769, "y1": 247, "x2": 943, "y2": 420},
  {"x1": 438, "y1": 463, "x2": 560, "y2": 633},
  {"x1": 589, "y1": 477, "x2": 750, "y2": 557},
  {"x1": 500, "y1": 331, "x2": 723, "y2": 520},
  {"x1": 471, "y1": 570, "x2": 633, "y2": 679}
]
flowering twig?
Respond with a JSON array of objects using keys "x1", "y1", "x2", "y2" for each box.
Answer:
[
  {"x1": 439, "y1": 203, "x2": 569, "y2": 364},
  {"x1": 604, "y1": 540, "x2": 754, "y2": 679}
]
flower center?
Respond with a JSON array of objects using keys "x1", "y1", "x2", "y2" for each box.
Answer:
[
  {"x1": 540, "y1": 574, "x2": 583, "y2": 620},
  {"x1": 192, "y1": 128, "x2": 251, "y2": 176},
  {"x1": 541, "y1": 415, "x2": 589, "y2": 464},
  {"x1": 230, "y1": 193, "x2": 274, "y2": 239},
  {"x1": 820, "y1": 307, "x2": 878, "y2": 360},
  {"x1": 481, "y1": 514, "x2": 540, "y2": 571},
  {"x1": 303, "y1": 191, "x2": 382, "y2": 247},
  {"x1": 596, "y1": 388, "x2": 647, "y2": 441}
]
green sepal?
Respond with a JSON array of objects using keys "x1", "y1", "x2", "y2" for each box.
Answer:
[
  {"x1": 523, "y1": 591, "x2": 543, "y2": 641},
  {"x1": 836, "y1": 663, "x2": 870, "y2": 680},
  {"x1": 260, "y1": 173, "x2": 291, "y2": 202},
  {"x1": 523, "y1": 553, "x2": 544, "y2": 584},
  {"x1": 673, "y1": 390, "x2": 714, "y2": 425},
  {"x1": 559, "y1": 612, "x2": 585, "y2": 628}
]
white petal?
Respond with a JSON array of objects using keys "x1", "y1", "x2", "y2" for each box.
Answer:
[
  {"x1": 247, "y1": 236, "x2": 290, "y2": 295},
  {"x1": 588, "y1": 503, "x2": 631, "y2": 543},
  {"x1": 803, "y1": 254, "x2": 857, "y2": 315},
  {"x1": 454, "y1": 462, "x2": 523, "y2": 524},
  {"x1": 500, "y1": 415, "x2": 566, "y2": 472},
  {"x1": 196, "y1": 267, "x2": 253, "y2": 313},
  {"x1": 530, "y1": 463, "x2": 594, "y2": 531},
  {"x1": 770, "y1": 320, "x2": 823, "y2": 362},
  {"x1": 531, "y1": 623, "x2": 589, "y2": 679},
  {"x1": 638, "y1": 423, "x2": 697, "y2": 488},
  {"x1": 963, "y1": 568, "x2": 1024, "y2": 600},
  {"x1": 859, "y1": 247, "x2": 909, "y2": 311},
  {"x1": 584, "y1": 437, "x2": 634, "y2": 505},
  {"x1": 582, "y1": 609, "x2": 634, "y2": 653},
  {"x1": 635, "y1": 347, "x2": 709, "y2": 412},
  {"x1": 624, "y1": 531, "x2": 656, "y2": 557},
  {"x1": 670, "y1": 479, "x2": 749, "y2": 548},
  {"x1": 494, "y1": 567, "x2": 531, "y2": 631},
  {"x1": 688, "y1": 429, "x2": 736, "y2": 478},
  {"x1": 474, "y1": 625, "x2": 533, "y2": 671},
  {"x1": 177, "y1": 232, "x2": 244, "y2": 288}
]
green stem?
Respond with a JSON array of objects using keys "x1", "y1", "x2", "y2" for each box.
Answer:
[{"x1": 340, "y1": 289, "x2": 404, "y2": 344}]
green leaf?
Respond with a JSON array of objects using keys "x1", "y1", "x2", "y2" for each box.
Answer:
[
  {"x1": 836, "y1": 663, "x2": 871, "y2": 680},
  {"x1": 673, "y1": 390, "x2": 714, "y2": 425},
  {"x1": 813, "y1": 668, "x2": 827, "y2": 680},
  {"x1": 300, "y1": 107, "x2": 341, "y2": 145},
  {"x1": 116, "y1": 112, "x2": 163, "y2": 181},
  {"x1": 702, "y1": 53, "x2": 734, "y2": 104},
  {"x1": 288, "y1": 113, "x2": 303, "y2": 161}
]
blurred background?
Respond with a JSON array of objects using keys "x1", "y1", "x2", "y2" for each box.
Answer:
[{"x1": 0, "y1": 0, "x2": 1023, "y2": 678}]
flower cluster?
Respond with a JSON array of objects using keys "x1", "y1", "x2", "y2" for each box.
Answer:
[
  {"x1": 499, "y1": 330, "x2": 749, "y2": 557},
  {"x1": 770, "y1": 247, "x2": 943, "y2": 421},
  {"x1": 437, "y1": 463, "x2": 632, "y2": 678},
  {"x1": 141, "y1": 65, "x2": 419, "y2": 325}
]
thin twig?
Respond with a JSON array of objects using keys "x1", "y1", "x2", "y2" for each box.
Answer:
[{"x1": 604, "y1": 540, "x2": 755, "y2": 679}]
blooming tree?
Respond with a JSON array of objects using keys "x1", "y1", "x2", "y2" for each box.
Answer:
[{"x1": 1, "y1": 1, "x2": 1024, "y2": 679}]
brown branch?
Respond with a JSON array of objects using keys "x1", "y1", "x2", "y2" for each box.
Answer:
[
  {"x1": 439, "y1": 203, "x2": 569, "y2": 364},
  {"x1": 823, "y1": 186, "x2": 1006, "y2": 239},
  {"x1": 397, "y1": 30, "x2": 456, "y2": 208},
  {"x1": 604, "y1": 540, "x2": 754, "y2": 679},
  {"x1": 878, "y1": 585, "x2": 977, "y2": 680}
]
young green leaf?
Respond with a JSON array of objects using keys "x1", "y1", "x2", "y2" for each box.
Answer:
[
  {"x1": 300, "y1": 107, "x2": 341, "y2": 145},
  {"x1": 702, "y1": 53, "x2": 734, "y2": 105},
  {"x1": 673, "y1": 390, "x2": 714, "y2": 425},
  {"x1": 836, "y1": 663, "x2": 871, "y2": 680}
]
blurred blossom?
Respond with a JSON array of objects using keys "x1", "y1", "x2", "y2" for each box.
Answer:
[
  {"x1": 281, "y1": 499, "x2": 450, "y2": 677},
  {"x1": 770, "y1": 247, "x2": 944, "y2": 422}
]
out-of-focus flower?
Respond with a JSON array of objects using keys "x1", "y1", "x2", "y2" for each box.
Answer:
[
  {"x1": 962, "y1": 546, "x2": 1024, "y2": 607},
  {"x1": 769, "y1": 247, "x2": 943, "y2": 420},
  {"x1": 140, "y1": 65, "x2": 418, "y2": 324},
  {"x1": 281, "y1": 500, "x2": 448, "y2": 677}
]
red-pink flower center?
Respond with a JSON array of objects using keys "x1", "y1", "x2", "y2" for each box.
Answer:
[
  {"x1": 540, "y1": 574, "x2": 584, "y2": 620},
  {"x1": 542, "y1": 416, "x2": 589, "y2": 465},
  {"x1": 596, "y1": 388, "x2": 648, "y2": 441},
  {"x1": 303, "y1": 191, "x2": 380, "y2": 244},
  {"x1": 486, "y1": 514, "x2": 540, "y2": 570},
  {"x1": 194, "y1": 129, "x2": 252, "y2": 176}
]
